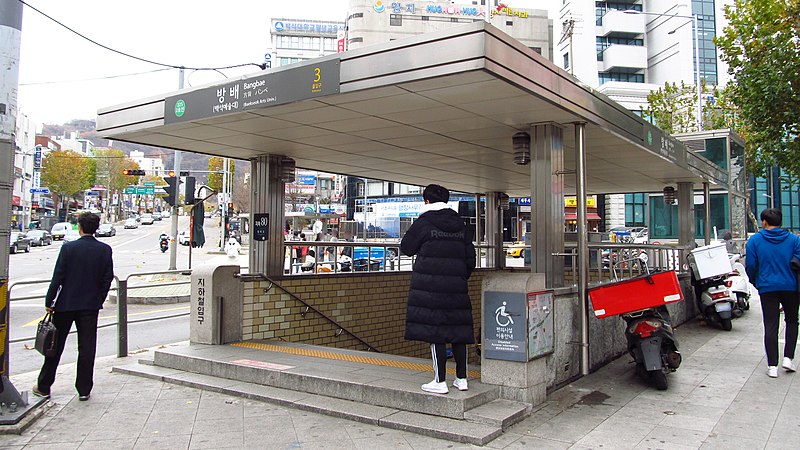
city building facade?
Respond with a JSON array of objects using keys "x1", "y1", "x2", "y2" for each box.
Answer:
[{"x1": 345, "y1": 0, "x2": 552, "y2": 58}]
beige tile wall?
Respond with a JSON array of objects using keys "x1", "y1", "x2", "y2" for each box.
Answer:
[{"x1": 242, "y1": 271, "x2": 487, "y2": 362}]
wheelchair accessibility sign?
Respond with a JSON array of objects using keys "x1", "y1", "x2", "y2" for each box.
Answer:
[{"x1": 484, "y1": 291, "x2": 526, "y2": 362}]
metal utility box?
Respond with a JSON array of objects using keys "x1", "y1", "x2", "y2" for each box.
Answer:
[
  {"x1": 483, "y1": 289, "x2": 554, "y2": 362},
  {"x1": 190, "y1": 264, "x2": 242, "y2": 344}
]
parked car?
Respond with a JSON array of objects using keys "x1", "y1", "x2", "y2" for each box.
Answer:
[
  {"x1": 140, "y1": 213, "x2": 155, "y2": 225},
  {"x1": 610, "y1": 227, "x2": 649, "y2": 244},
  {"x1": 50, "y1": 222, "x2": 72, "y2": 240},
  {"x1": 63, "y1": 229, "x2": 81, "y2": 242},
  {"x1": 153, "y1": 213, "x2": 162, "y2": 221},
  {"x1": 506, "y1": 242, "x2": 526, "y2": 258},
  {"x1": 178, "y1": 230, "x2": 190, "y2": 246},
  {"x1": 9, "y1": 232, "x2": 31, "y2": 254},
  {"x1": 160, "y1": 210, "x2": 171, "y2": 219},
  {"x1": 95, "y1": 223, "x2": 117, "y2": 237},
  {"x1": 27, "y1": 229, "x2": 52, "y2": 246},
  {"x1": 124, "y1": 218, "x2": 139, "y2": 229}
]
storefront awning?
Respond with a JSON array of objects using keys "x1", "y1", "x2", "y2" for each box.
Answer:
[{"x1": 565, "y1": 213, "x2": 602, "y2": 221}]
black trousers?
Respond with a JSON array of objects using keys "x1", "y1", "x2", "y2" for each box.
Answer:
[
  {"x1": 430, "y1": 343, "x2": 467, "y2": 383},
  {"x1": 760, "y1": 291, "x2": 799, "y2": 366},
  {"x1": 37, "y1": 310, "x2": 99, "y2": 396}
]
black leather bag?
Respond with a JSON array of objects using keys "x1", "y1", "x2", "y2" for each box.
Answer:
[{"x1": 35, "y1": 312, "x2": 58, "y2": 357}]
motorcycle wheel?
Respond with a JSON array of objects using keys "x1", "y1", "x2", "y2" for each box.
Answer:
[
  {"x1": 649, "y1": 369, "x2": 668, "y2": 390},
  {"x1": 737, "y1": 293, "x2": 750, "y2": 311},
  {"x1": 721, "y1": 318, "x2": 733, "y2": 331}
]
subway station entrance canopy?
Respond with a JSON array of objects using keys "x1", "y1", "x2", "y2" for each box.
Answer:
[{"x1": 97, "y1": 22, "x2": 727, "y2": 196}]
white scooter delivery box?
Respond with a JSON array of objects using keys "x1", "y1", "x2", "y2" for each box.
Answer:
[{"x1": 688, "y1": 242, "x2": 732, "y2": 279}]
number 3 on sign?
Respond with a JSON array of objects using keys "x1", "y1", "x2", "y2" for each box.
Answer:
[{"x1": 311, "y1": 67, "x2": 322, "y2": 93}]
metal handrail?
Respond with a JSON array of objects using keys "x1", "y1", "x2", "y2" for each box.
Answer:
[
  {"x1": 7, "y1": 270, "x2": 192, "y2": 355},
  {"x1": 235, "y1": 272, "x2": 378, "y2": 352}
]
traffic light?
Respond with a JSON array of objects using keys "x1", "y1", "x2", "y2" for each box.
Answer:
[
  {"x1": 227, "y1": 202, "x2": 234, "y2": 215},
  {"x1": 179, "y1": 171, "x2": 190, "y2": 177},
  {"x1": 167, "y1": 170, "x2": 176, "y2": 177},
  {"x1": 122, "y1": 169, "x2": 146, "y2": 176},
  {"x1": 163, "y1": 176, "x2": 178, "y2": 206}
]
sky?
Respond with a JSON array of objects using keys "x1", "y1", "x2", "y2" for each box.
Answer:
[{"x1": 17, "y1": 0, "x2": 561, "y2": 126}]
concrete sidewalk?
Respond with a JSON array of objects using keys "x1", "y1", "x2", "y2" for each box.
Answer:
[{"x1": 3, "y1": 296, "x2": 799, "y2": 449}]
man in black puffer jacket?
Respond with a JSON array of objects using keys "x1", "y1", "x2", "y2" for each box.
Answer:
[{"x1": 401, "y1": 184, "x2": 476, "y2": 394}]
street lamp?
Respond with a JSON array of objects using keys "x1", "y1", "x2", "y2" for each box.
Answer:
[{"x1": 625, "y1": 9, "x2": 703, "y2": 131}]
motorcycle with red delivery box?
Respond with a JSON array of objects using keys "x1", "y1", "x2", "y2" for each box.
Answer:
[{"x1": 589, "y1": 254, "x2": 684, "y2": 390}]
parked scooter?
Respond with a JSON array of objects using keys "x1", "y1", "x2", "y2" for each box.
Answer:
[
  {"x1": 590, "y1": 254, "x2": 683, "y2": 390},
  {"x1": 725, "y1": 253, "x2": 752, "y2": 316},
  {"x1": 622, "y1": 305, "x2": 682, "y2": 390},
  {"x1": 691, "y1": 273, "x2": 735, "y2": 331},
  {"x1": 159, "y1": 233, "x2": 169, "y2": 253}
]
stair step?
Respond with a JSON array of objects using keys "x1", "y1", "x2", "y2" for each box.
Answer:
[
  {"x1": 152, "y1": 347, "x2": 499, "y2": 419},
  {"x1": 114, "y1": 363, "x2": 502, "y2": 445},
  {"x1": 464, "y1": 398, "x2": 531, "y2": 430}
]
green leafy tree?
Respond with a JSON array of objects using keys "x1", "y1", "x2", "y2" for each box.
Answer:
[
  {"x1": 93, "y1": 148, "x2": 139, "y2": 218},
  {"x1": 715, "y1": 0, "x2": 800, "y2": 178},
  {"x1": 41, "y1": 150, "x2": 94, "y2": 218},
  {"x1": 207, "y1": 156, "x2": 235, "y2": 194}
]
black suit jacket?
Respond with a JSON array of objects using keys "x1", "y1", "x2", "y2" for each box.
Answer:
[{"x1": 46, "y1": 235, "x2": 114, "y2": 311}]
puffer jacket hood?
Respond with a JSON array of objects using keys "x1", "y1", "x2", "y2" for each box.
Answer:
[{"x1": 420, "y1": 206, "x2": 466, "y2": 233}]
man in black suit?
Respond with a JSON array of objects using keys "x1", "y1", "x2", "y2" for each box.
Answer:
[{"x1": 34, "y1": 212, "x2": 114, "y2": 401}]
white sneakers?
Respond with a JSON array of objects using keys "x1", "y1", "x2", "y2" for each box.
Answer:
[
  {"x1": 783, "y1": 357, "x2": 797, "y2": 372},
  {"x1": 421, "y1": 378, "x2": 469, "y2": 393},
  {"x1": 767, "y1": 366, "x2": 779, "y2": 378},
  {"x1": 421, "y1": 380, "x2": 449, "y2": 394}
]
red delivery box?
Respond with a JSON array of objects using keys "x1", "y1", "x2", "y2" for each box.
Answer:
[{"x1": 589, "y1": 271, "x2": 684, "y2": 318}]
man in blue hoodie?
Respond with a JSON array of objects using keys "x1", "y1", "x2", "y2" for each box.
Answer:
[{"x1": 746, "y1": 208, "x2": 800, "y2": 378}]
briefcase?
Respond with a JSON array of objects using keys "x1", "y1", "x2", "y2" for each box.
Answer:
[{"x1": 35, "y1": 312, "x2": 58, "y2": 357}]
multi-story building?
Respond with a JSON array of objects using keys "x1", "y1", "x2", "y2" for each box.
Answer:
[
  {"x1": 55, "y1": 131, "x2": 95, "y2": 156},
  {"x1": 555, "y1": 0, "x2": 736, "y2": 231},
  {"x1": 269, "y1": 18, "x2": 345, "y2": 68},
  {"x1": 346, "y1": 0, "x2": 551, "y2": 58},
  {"x1": 129, "y1": 150, "x2": 165, "y2": 174},
  {"x1": 12, "y1": 111, "x2": 38, "y2": 229}
]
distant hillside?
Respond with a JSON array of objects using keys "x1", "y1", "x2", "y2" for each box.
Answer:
[{"x1": 42, "y1": 120, "x2": 249, "y2": 185}]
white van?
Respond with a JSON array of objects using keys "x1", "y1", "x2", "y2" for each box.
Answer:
[{"x1": 51, "y1": 222, "x2": 72, "y2": 240}]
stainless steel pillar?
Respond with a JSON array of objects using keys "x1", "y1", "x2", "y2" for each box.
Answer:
[
  {"x1": 250, "y1": 155, "x2": 287, "y2": 277},
  {"x1": 703, "y1": 182, "x2": 711, "y2": 245},
  {"x1": 574, "y1": 122, "x2": 590, "y2": 376},
  {"x1": 485, "y1": 192, "x2": 503, "y2": 268},
  {"x1": 530, "y1": 123, "x2": 565, "y2": 288},
  {"x1": 678, "y1": 182, "x2": 695, "y2": 249}
]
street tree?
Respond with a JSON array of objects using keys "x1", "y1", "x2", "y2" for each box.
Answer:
[
  {"x1": 207, "y1": 157, "x2": 235, "y2": 201},
  {"x1": 715, "y1": 0, "x2": 800, "y2": 178},
  {"x1": 41, "y1": 150, "x2": 94, "y2": 219},
  {"x1": 93, "y1": 148, "x2": 139, "y2": 219}
]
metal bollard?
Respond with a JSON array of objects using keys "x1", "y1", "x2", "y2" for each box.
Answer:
[{"x1": 117, "y1": 279, "x2": 128, "y2": 357}]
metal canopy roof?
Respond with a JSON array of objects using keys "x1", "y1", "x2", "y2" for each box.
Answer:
[{"x1": 97, "y1": 22, "x2": 727, "y2": 197}]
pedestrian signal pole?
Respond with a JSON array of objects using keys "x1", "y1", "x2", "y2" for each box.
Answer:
[{"x1": 169, "y1": 67, "x2": 185, "y2": 270}]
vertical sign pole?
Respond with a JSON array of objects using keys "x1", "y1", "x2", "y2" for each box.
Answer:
[{"x1": 169, "y1": 68, "x2": 184, "y2": 270}]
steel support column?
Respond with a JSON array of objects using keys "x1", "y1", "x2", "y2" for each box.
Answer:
[
  {"x1": 703, "y1": 182, "x2": 711, "y2": 245},
  {"x1": 530, "y1": 123, "x2": 565, "y2": 287},
  {"x1": 574, "y1": 122, "x2": 590, "y2": 376},
  {"x1": 678, "y1": 182, "x2": 695, "y2": 249},
  {"x1": 250, "y1": 155, "x2": 287, "y2": 277},
  {"x1": 485, "y1": 192, "x2": 503, "y2": 268}
]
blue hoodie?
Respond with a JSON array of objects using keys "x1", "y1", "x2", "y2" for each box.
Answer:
[{"x1": 745, "y1": 228, "x2": 800, "y2": 293}]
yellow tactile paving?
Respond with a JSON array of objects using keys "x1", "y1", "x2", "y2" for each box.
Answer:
[{"x1": 231, "y1": 341, "x2": 481, "y2": 379}]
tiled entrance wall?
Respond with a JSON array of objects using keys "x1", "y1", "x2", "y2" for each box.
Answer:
[
  {"x1": 242, "y1": 271, "x2": 488, "y2": 363},
  {"x1": 240, "y1": 271, "x2": 695, "y2": 388}
]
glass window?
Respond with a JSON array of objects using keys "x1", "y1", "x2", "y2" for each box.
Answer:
[
  {"x1": 697, "y1": 137, "x2": 727, "y2": 170},
  {"x1": 390, "y1": 14, "x2": 402, "y2": 26},
  {"x1": 563, "y1": 53, "x2": 570, "y2": 69},
  {"x1": 625, "y1": 193, "x2": 647, "y2": 227}
]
